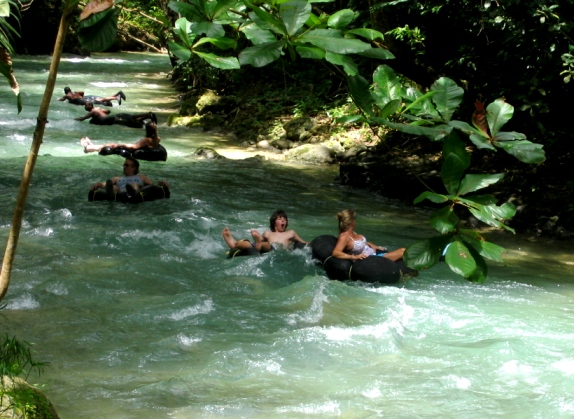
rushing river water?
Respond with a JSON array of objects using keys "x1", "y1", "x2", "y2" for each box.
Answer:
[{"x1": 2, "y1": 53, "x2": 574, "y2": 418}]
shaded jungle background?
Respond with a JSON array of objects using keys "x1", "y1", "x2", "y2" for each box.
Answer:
[{"x1": 9, "y1": 0, "x2": 574, "y2": 238}]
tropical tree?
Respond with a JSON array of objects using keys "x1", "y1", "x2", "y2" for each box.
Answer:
[
  {"x1": 0, "y1": 0, "x2": 120, "y2": 302},
  {"x1": 344, "y1": 65, "x2": 545, "y2": 282}
]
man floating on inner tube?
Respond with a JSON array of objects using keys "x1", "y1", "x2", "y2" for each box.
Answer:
[
  {"x1": 79, "y1": 120, "x2": 167, "y2": 162},
  {"x1": 88, "y1": 157, "x2": 169, "y2": 203},
  {"x1": 58, "y1": 86, "x2": 126, "y2": 106},
  {"x1": 75, "y1": 101, "x2": 158, "y2": 128},
  {"x1": 222, "y1": 210, "x2": 308, "y2": 257}
]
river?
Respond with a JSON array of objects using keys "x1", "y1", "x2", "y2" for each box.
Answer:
[{"x1": 1, "y1": 52, "x2": 574, "y2": 418}]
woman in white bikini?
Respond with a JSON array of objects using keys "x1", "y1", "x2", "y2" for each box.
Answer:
[{"x1": 332, "y1": 209, "x2": 405, "y2": 262}]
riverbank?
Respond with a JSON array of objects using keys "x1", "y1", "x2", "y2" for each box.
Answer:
[{"x1": 169, "y1": 86, "x2": 574, "y2": 242}]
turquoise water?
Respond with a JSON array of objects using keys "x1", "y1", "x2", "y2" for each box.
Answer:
[{"x1": 2, "y1": 53, "x2": 574, "y2": 418}]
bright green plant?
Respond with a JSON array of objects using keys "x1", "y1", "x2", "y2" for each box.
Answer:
[
  {"x1": 344, "y1": 64, "x2": 546, "y2": 282},
  {"x1": 166, "y1": 0, "x2": 393, "y2": 75},
  {"x1": 0, "y1": 333, "x2": 49, "y2": 417}
]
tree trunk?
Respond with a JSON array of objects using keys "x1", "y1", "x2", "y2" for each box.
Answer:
[{"x1": 0, "y1": 8, "x2": 74, "y2": 302}]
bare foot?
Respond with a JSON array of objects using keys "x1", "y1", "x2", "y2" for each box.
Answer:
[
  {"x1": 222, "y1": 227, "x2": 237, "y2": 249},
  {"x1": 251, "y1": 229, "x2": 262, "y2": 250},
  {"x1": 80, "y1": 137, "x2": 92, "y2": 153}
]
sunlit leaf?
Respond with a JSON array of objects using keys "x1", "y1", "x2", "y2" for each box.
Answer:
[
  {"x1": 444, "y1": 240, "x2": 476, "y2": 278},
  {"x1": 347, "y1": 28, "x2": 385, "y2": 42},
  {"x1": 167, "y1": 41, "x2": 192, "y2": 61},
  {"x1": 430, "y1": 77, "x2": 463, "y2": 122},
  {"x1": 372, "y1": 64, "x2": 405, "y2": 104},
  {"x1": 404, "y1": 237, "x2": 450, "y2": 270},
  {"x1": 357, "y1": 47, "x2": 395, "y2": 60},
  {"x1": 486, "y1": 98, "x2": 513, "y2": 137},
  {"x1": 190, "y1": 21, "x2": 225, "y2": 38},
  {"x1": 194, "y1": 51, "x2": 240, "y2": 69},
  {"x1": 494, "y1": 140, "x2": 546, "y2": 164},
  {"x1": 280, "y1": 0, "x2": 312, "y2": 36},
  {"x1": 468, "y1": 133, "x2": 496, "y2": 150},
  {"x1": 449, "y1": 120, "x2": 487, "y2": 138},
  {"x1": 300, "y1": 29, "x2": 371, "y2": 54},
  {"x1": 413, "y1": 191, "x2": 449, "y2": 205},
  {"x1": 195, "y1": 36, "x2": 237, "y2": 50},
  {"x1": 458, "y1": 173, "x2": 504, "y2": 196},
  {"x1": 327, "y1": 9, "x2": 356, "y2": 29}
]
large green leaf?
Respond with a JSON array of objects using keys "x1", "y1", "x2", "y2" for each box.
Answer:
[
  {"x1": 459, "y1": 231, "x2": 505, "y2": 263},
  {"x1": 238, "y1": 41, "x2": 285, "y2": 67},
  {"x1": 0, "y1": 0, "x2": 11, "y2": 17},
  {"x1": 466, "y1": 249, "x2": 488, "y2": 283},
  {"x1": 299, "y1": 29, "x2": 371, "y2": 54},
  {"x1": 347, "y1": 28, "x2": 384, "y2": 42},
  {"x1": 168, "y1": 0, "x2": 205, "y2": 22},
  {"x1": 379, "y1": 99, "x2": 401, "y2": 119},
  {"x1": 245, "y1": 0, "x2": 287, "y2": 35},
  {"x1": 441, "y1": 132, "x2": 469, "y2": 195},
  {"x1": 208, "y1": 0, "x2": 240, "y2": 20},
  {"x1": 493, "y1": 131, "x2": 527, "y2": 141},
  {"x1": 444, "y1": 240, "x2": 477, "y2": 278},
  {"x1": 458, "y1": 173, "x2": 504, "y2": 196},
  {"x1": 486, "y1": 99, "x2": 514, "y2": 137},
  {"x1": 195, "y1": 36, "x2": 237, "y2": 50},
  {"x1": 449, "y1": 120, "x2": 488, "y2": 138},
  {"x1": 357, "y1": 47, "x2": 395, "y2": 60},
  {"x1": 327, "y1": 9, "x2": 356, "y2": 29},
  {"x1": 372, "y1": 64, "x2": 405, "y2": 104},
  {"x1": 325, "y1": 51, "x2": 358, "y2": 75},
  {"x1": 296, "y1": 45, "x2": 325, "y2": 59},
  {"x1": 190, "y1": 21, "x2": 225, "y2": 38},
  {"x1": 241, "y1": 24, "x2": 276, "y2": 45},
  {"x1": 380, "y1": 119, "x2": 452, "y2": 141},
  {"x1": 173, "y1": 18, "x2": 194, "y2": 48},
  {"x1": 404, "y1": 236, "x2": 451, "y2": 270},
  {"x1": 194, "y1": 51, "x2": 240, "y2": 69},
  {"x1": 468, "y1": 203, "x2": 516, "y2": 232},
  {"x1": 78, "y1": 8, "x2": 119, "y2": 52},
  {"x1": 167, "y1": 41, "x2": 193, "y2": 61},
  {"x1": 413, "y1": 191, "x2": 449, "y2": 205},
  {"x1": 494, "y1": 140, "x2": 546, "y2": 164},
  {"x1": 468, "y1": 133, "x2": 496, "y2": 150},
  {"x1": 347, "y1": 74, "x2": 375, "y2": 117},
  {"x1": 430, "y1": 77, "x2": 463, "y2": 122},
  {"x1": 430, "y1": 206, "x2": 459, "y2": 234},
  {"x1": 280, "y1": 0, "x2": 311, "y2": 36}
]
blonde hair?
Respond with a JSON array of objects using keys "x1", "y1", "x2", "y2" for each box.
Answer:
[{"x1": 336, "y1": 209, "x2": 356, "y2": 232}]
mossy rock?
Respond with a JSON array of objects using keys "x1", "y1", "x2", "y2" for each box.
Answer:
[{"x1": 0, "y1": 376, "x2": 60, "y2": 419}]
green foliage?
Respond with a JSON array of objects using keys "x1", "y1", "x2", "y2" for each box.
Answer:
[
  {"x1": 0, "y1": 334, "x2": 47, "y2": 379},
  {"x1": 78, "y1": 6, "x2": 120, "y2": 52},
  {"x1": 382, "y1": 0, "x2": 573, "y2": 146},
  {"x1": 166, "y1": 0, "x2": 393, "y2": 76},
  {"x1": 345, "y1": 64, "x2": 545, "y2": 282},
  {"x1": 0, "y1": 333, "x2": 50, "y2": 417},
  {"x1": 0, "y1": 0, "x2": 20, "y2": 52}
]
